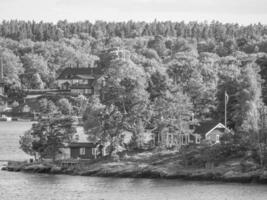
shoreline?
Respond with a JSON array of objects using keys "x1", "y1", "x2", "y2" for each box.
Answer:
[{"x1": 2, "y1": 159, "x2": 267, "y2": 184}]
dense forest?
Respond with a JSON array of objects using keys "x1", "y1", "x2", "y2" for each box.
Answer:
[{"x1": 1, "y1": 20, "x2": 267, "y2": 152}]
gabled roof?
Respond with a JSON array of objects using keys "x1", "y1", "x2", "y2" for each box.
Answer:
[
  {"x1": 205, "y1": 123, "x2": 230, "y2": 138},
  {"x1": 194, "y1": 121, "x2": 230, "y2": 138},
  {"x1": 57, "y1": 67, "x2": 102, "y2": 80},
  {"x1": 194, "y1": 121, "x2": 219, "y2": 137}
]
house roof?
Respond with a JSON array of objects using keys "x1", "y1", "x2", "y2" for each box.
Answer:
[
  {"x1": 194, "y1": 121, "x2": 227, "y2": 137},
  {"x1": 68, "y1": 142, "x2": 96, "y2": 148},
  {"x1": 57, "y1": 67, "x2": 102, "y2": 80}
]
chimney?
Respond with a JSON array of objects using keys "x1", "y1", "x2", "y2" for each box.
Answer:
[{"x1": 0, "y1": 58, "x2": 3, "y2": 83}]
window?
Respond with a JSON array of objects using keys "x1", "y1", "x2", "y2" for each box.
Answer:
[
  {"x1": 74, "y1": 135, "x2": 79, "y2": 141},
  {"x1": 80, "y1": 147, "x2": 86, "y2": 155},
  {"x1": 182, "y1": 135, "x2": 186, "y2": 145},
  {"x1": 196, "y1": 137, "x2": 201, "y2": 144},
  {"x1": 182, "y1": 135, "x2": 189, "y2": 145},
  {"x1": 92, "y1": 148, "x2": 97, "y2": 158},
  {"x1": 216, "y1": 135, "x2": 220, "y2": 143},
  {"x1": 84, "y1": 89, "x2": 92, "y2": 94},
  {"x1": 168, "y1": 134, "x2": 172, "y2": 144}
]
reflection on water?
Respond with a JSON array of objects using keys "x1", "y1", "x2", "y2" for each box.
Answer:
[{"x1": 1, "y1": 122, "x2": 267, "y2": 200}]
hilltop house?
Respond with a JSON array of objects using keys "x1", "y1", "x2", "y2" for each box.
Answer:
[
  {"x1": 194, "y1": 121, "x2": 231, "y2": 144},
  {"x1": 57, "y1": 67, "x2": 102, "y2": 96}
]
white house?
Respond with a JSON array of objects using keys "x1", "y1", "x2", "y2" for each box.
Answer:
[{"x1": 194, "y1": 121, "x2": 231, "y2": 144}]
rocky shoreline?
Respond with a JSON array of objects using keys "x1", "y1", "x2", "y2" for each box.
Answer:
[{"x1": 2, "y1": 157, "x2": 267, "y2": 184}]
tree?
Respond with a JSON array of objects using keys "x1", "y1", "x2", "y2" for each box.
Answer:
[
  {"x1": 256, "y1": 54, "x2": 267, "y2": 105},
  {"x1": 83, "y1": 95, "x2": 105, "y2": 142},
  {"x1": 57, "y1": 98, "x2": 72, "y2": 115},
  {"x1": 147, "y1": 35, "x2": 167, "y2": 57},
  {"x1": 0, "y1": 48, "x2": 24, "y2": 86},
  {"x1": 237, "y1": 63, "x2": 262, "y2": 133},
  {"x1": 5, "y1": 85, "x2": 26, "y2": 104},
  {"x1": 19, "y1": 130, "x2": 36, "y2": 159},
  {"x1": 24, "y1": 116, "x2": 76, "y2": 161},
  {"x1": 166, "y1": 52, "x2": 199, "y2": 89},
  {"x1": 217, "y1": 56, "x2": 262, "y2": 132},
  {"x1": 31, "y1": 73, "x2": 44, "y2": 89},
  {"x1": 21, "y1": 53, "x2": 49, "y2": 88},
  {"x1": 87, "y1": 50, "x2": 150, "y2": 152},
  {"x1": 39, "y1": 98, "x2": 58, "y2": 115},
  {"x1": 150, "y1": 91, "x2": 194, "y2": 134}
]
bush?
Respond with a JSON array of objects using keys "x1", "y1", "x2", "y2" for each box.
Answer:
[{"x1": 180, "y1": 134, "x2": 253, "y2": 167}]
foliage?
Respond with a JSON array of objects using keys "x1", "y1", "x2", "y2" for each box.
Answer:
[
  {"x1": 57, "y1": 98, "x2": 72, "y2": 115},
  {"x1": 19, "y1": 130, "x2": 35, "y2": 158},
  {"x1": 181, "y1": 133, "x2": 253, "y2": 167},
  {"x1": 1, "y1": 20, "x2": 267, "y2": 153},
  {"x1": 38, "y1": 98, "x2": 58, "y2": 115},
  {"x1": 21, "y1": 116, "x2": 76, "y2": 160}
]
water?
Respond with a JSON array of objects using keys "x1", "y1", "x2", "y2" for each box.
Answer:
[
  {"x1": 0, "y1": 121, "x2": 33, "y2": 161},
  {"x1": 0, "y1": 122, "x2": 267, "y2": 200}
]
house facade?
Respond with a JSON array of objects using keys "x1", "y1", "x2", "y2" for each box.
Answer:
[
  {"x1": 57, "y1": 67, "x2": 102, "y2": 96},
  {"x1": 157, "y1": 127, "x2": 201, "y2": 149},
  {"x1": 194, "y1": 121, "x2": 231, "y2": 144},
  {"x1": 68, "y1": 142, "x2": 97, "y2": 159}
]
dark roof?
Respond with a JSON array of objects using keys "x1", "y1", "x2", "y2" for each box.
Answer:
[
  {"x1": 194, "y1": 121, "x2": 223, "y2": 137},
  {"x1": 68, "y1": 142, "x2": 96, "y2": 148},
  {"x1": 57, "y1": 67, "x2": 102, "y2": 80}
]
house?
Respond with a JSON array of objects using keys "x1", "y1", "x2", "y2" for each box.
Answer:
[
  {"x1": 99, "y1": 48, "x2": 131, "y2": 62},
  {"x1": 57, "y1": 67, "x2": 102, "y2": 95},
  {"x1": 68, "y1": 142, "x2": 97, "y2": 159},
  {"x1": 194, "y1": 121, "x2": 231, "y2": 144},
  {"x1": 157, "y1": 126, "x2": 201, "y2": 149},
  {"x1": 68, "y1": 126, "x2": 97, "y2": 159},
  {"x1": 54, "y1": 126, "x2": 97, "y2": 160},
  {"x1": 67, "y1": 126, "x2": 105, "y2": 159}
]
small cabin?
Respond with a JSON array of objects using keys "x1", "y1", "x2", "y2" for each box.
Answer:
[
  {"x1": 194, "y1": 121, "x2": 231, "y2": 144},
  {"x1": 68, "y1": 142, "x2": 97, "y2": 159}
]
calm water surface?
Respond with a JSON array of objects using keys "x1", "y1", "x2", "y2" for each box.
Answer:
[{"x1": 0, "y1": 122, "x2": 267, "y2": 200}]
